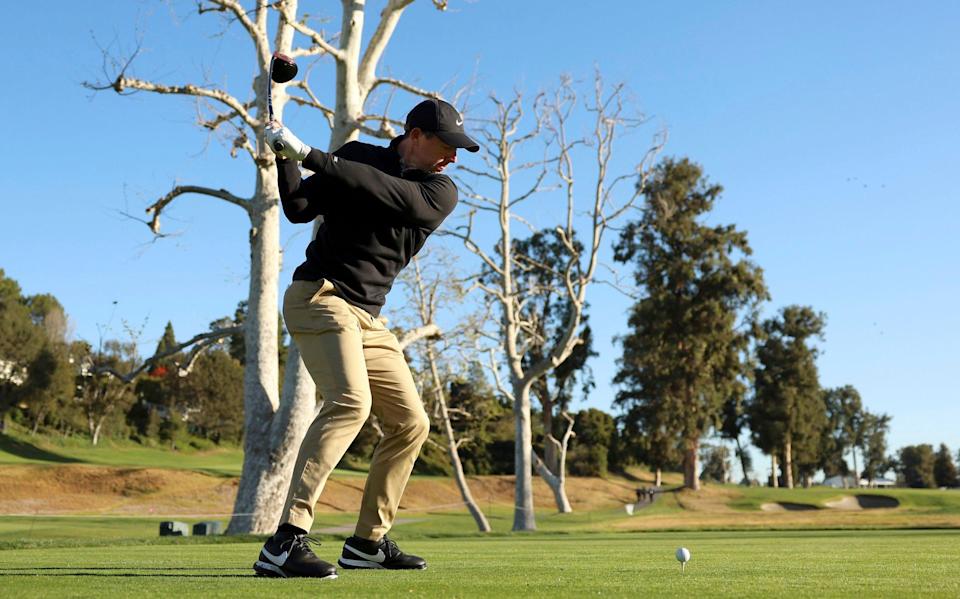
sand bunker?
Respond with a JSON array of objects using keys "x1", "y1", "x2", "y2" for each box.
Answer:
[
  {"x1": 760, "y1": 502, "x2": 820, "y2": 512},
  {"x1": 825, "y1": 494, "x2": 900, "y2": 510}
]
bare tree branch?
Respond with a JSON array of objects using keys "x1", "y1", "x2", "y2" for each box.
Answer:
[
  {"x1": 98, "y1": 326, "x2": 242, "y2": 383},
  {"x1": 281, "y1": 6, "x2": 344, "y2": 61},
  {"x1": 145, "y1": 185, "x2": 253, "y2": 235},
  {"x1": 397, "y1": 324, "x2": 442, "y2": 350}
]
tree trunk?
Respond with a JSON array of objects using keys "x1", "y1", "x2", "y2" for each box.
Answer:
[
  {"x1": 30, "y1": 410, "x2": 45, "y2": 435},
  {"x1": 427, "y1": 347, "x2": 490, "y2": 532},
  {"x1": 683, "y1": 437, "x2": 700, "y2": 490},
  {"x1": 655, "y1": 468, "x2": 662, "y2": 488},
  {"x1": 851, "y1": 447, "x2": 859, "y2": 482},
  {"x1": 541, "y1": 393, "x2": 557, "y2": 473},
  {"x1": 532, "y1": 410, "x2": 575, "y2": 514},
  {"x1": 512, "y1": 384, "x2": 536, "y2": 531},
  {"x1": 228, "y1": 170, "x2": 285, "y2": 534},
  {"x1": 533, "y1": 453, "x2": 572, "y2": 513},
  {"x1": 771, "y1": 454, "x2": 779, "y2": 488},
  {"x1": 735, "y1": 436, "x2": 750, "y2": 484},
  {"x1": 92, "y1": 419, "x2": 103, "y2": 446},
  {"x1": 784, "y1": 436, "x2": 794, "y2": 489}
]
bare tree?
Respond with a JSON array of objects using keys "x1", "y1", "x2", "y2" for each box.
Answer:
[
  {"x1": 403, "y1": 253, "x2": 492, "y2": 532},
  {"x1": 85, "y1": 0, "x2": 454, "y2": 533},
  {"x1": 448, "y1": 73, "x2": 665, "y2": 530},
  {"x1": 75, "y1": 340, "x2": 138, "y2": 445}
]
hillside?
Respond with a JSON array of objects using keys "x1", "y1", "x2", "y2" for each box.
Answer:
[{"x1": 3, "y1": 428, "x2": 959, "y2": 542}]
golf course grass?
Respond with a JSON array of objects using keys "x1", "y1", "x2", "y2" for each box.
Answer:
[
  {"x1": 1, "y1": 530, "x2": 958, "y2": 597},
  {"x1": 4, "y1": 428, "x2": 960, "y2": 596}
]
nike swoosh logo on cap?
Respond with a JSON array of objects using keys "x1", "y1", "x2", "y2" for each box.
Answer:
[
  {"x1": 456, "y1": 118, "x2": 464, "y2": 126},
  {"x1": 345, "y1": 544, "x2": 386, "y2": 563}
]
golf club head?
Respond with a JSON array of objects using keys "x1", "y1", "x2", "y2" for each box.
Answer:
[{"x1": 271, "y1": 52, "x2": 298, "y2": 83}]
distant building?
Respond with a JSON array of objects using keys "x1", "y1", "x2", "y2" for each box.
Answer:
[
  {"x1": 820, "y1": 474, "x2": 896, "y2": 488},
  {"x1": 0, "y1": 359, "x2": 26, "y2": 386},
  {"x1": 860, "y1": 477, "x2": 896, "y2": 488},
  {"x1": 820, "y1": 475, "x2": 858, "y2": 489}
]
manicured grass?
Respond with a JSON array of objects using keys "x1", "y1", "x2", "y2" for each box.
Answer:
[
  {"x1": 0, "y1": 427, "x2": 245, "y2": 477},
  {"x1": 0, "y1": 428, "x2": 366, "y2": 478},
  {"x1": 1, "y1": 530, "x2": 958, "y2": 597},
  {"x1": 728, "y1": 485, "x2": 960, "y2": 512}
]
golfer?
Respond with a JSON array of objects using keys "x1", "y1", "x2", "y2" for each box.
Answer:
[{"x1": 252, "y1": 99, "x2": 478, "y2": 579}]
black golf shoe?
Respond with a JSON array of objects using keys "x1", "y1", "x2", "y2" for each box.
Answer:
[
  {"x1": 253, "y1": 531, "x2": 337, "y2": 579},
  {"x1": 339, "y1": 535, "x2": 427, "y2": 570}
]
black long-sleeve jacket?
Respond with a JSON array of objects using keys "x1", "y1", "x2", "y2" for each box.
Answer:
[{"x1": 277, "y1": 135, "x2": 458, "y2": 317}]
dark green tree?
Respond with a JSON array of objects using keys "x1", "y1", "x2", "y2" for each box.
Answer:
[
  {"x1": 19, "y1": 343, "x2": 75, "y2": 434},
  {"x1": 567, "y1": 408, "x2": 615, "y2": 476},
  {"x1": 748, "y1": 306, "x2": 826, "y2": 488},
  {"x1": 897, "y1": 444, "x2": 936, "y2": 488},
  {"x1": 933, "y1": 443, "x2": 959, "y2": 488},
  {"x1": 0, "y1": 270, "x2": 46, "y2": 432},
  {"x1": 699, "y1": 443, "x2": 732, "y2": 483},
  {"x1": 618, "y1": 404, "x2": 683, "y2": 487},
  {"x1": 179, "y1": 349, "x2": 245, "y2": 444},
  {"x1": 130, "y1": 321, "x2": 183, "y2": 440},
  {"x1": 817, "y1": 385, "x2": 865, "y2": 483},
  {"x1": 12, "y1": 291, "x2": 73, "y2": 434},
  {"x1": 860, "y1": 411, "x2": 892, "y2": 483},
  {"x1": 614, "y1": 158, "x2": 767, "y2": 490}
]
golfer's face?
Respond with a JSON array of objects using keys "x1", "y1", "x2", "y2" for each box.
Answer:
[{"x1": 413, "y1": 132, "x2": 457, "y2": 173}]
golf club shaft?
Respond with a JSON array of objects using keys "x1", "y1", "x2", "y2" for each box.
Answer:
[{"x1": 267, "y1": 57, "x2": 286, "y2": 153}]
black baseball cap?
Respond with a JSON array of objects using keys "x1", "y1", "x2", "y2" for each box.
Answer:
[{"x1": 405, "y1": 98, "x2": 479, "y2": 153}]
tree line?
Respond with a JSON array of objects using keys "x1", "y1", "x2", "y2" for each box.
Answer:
[{"x1": 3, "y1": 263, "x2": 958, "y2": 494}]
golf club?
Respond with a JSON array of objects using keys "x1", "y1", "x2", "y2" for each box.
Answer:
[{"x1": 267, "y1": 52, "x2": 299, "y2": 153}]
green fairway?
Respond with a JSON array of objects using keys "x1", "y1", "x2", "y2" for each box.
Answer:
[
  {"x1": 0, "y1": 530, "x2": 958, "y2": 597},
  {"x1": 0, "y1": 428, "x2": 245, "y2": 477}
]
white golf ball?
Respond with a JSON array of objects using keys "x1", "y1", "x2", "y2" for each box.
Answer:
[{"x1": 675, "y1": 547, "x2": 691, "y2": 563}]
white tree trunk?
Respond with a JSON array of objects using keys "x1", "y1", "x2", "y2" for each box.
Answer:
[
  {"x1": 532, "y1": 412, "x2": 574, "y2": 513},
  {"x1": 512, "y1": 384, "x2": 536, "y2": 530},
  {"x1": 655, "y1": 468, "x2": 662, "y2": 488},
  {"x1": 229, "y1": 171, "x2": 283, "y2": 532},
  {"x1": 771, "y1": 453, "x2": 779, "y2": 488},
  {"x1": 784, "y1": 436, "x2": 794, "y2": 489},
  {"x1": 427, "y1": 348, "x2": 491, "y2": 532},
  {"x1": 684, "y1": 439, "x2": 700, "y2": 491},
  {"x1": 533, "y1": 454, "x2": 572, "y2": 513}
]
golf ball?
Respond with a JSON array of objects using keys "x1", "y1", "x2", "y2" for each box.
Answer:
[{"x1": 675, "y1": 547, "x2": 691, "y2": 563}]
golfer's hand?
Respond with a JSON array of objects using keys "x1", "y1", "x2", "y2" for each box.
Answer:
[{"x1": 265, "y1": 121, "x2": 311, "y2": 162}]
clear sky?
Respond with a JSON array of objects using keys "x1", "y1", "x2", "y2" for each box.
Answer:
[{"x1": 1, "y1": 1, "x2": 957, "y2": 468}]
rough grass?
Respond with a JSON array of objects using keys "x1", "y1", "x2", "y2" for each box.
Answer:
[{"x1": 1, "y1": 531, "x2": 958, "y2": 597}]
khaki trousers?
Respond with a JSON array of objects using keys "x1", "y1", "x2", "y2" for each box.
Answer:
[{"x1": 279, "y1": 279, "x2": 429, "y2": 540}]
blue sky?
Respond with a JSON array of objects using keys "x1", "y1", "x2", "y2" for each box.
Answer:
[{"x1": 1, "y1": 1, "x2": 957, "y2": 468}]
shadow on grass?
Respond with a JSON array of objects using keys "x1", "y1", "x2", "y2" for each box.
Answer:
[
  {"x1": 0, "y1": 566, "x2": 253, "y2": 578},
  {"x1": 0, "y1": 434, "x2": 80, "y2": 464}
]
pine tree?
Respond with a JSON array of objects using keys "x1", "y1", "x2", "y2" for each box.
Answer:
[
  {"x1": 748, "y1": 306, "x2": 827, "y2": 488},
  {"x1": 860, "y1": 410, "x2": 892, "y2": 483},
  {"x1": 933, "y1": 443, "x2": 959, "y2": 488},
  {"x1": 897, "y1": 444, "x2": 936, "y2": 488},
  {"x1": 614, "y1": 158, "x2": 767, "y2": 490}
]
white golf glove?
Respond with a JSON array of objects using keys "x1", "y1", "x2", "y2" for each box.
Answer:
[{"x1": 265, "y1": 121, "x2": 311, "y2": 161}]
